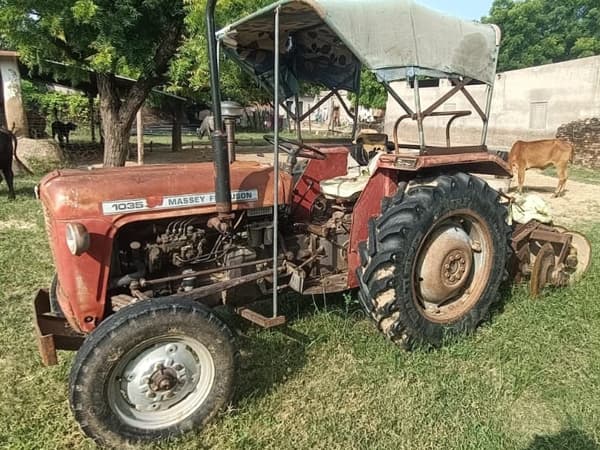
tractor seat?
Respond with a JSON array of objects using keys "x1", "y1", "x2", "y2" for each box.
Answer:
[{"x1": 320, "y1": 152, "x2": 382, "y2": 200}]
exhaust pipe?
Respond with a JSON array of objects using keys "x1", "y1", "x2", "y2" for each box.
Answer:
[{"x1": 206, "y1": 0, "x2": 232, "y2": 219}]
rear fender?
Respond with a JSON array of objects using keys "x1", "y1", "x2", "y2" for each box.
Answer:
[{"x1": 345, "y1": 152, "x2": 511, "y2": 288}]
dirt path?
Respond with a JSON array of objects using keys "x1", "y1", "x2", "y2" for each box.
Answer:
[{"x1": 484, "y1": 170, "x2": 600, "y2": 227}]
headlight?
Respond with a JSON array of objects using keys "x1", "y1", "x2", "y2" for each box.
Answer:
[{"x1": 65, "y1": 223, "x2": 90, "y2": 256}]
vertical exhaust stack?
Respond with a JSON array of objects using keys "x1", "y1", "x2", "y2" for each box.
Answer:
[{"x1": 206, "y1": 0, "x2": 232, "y2": 220}]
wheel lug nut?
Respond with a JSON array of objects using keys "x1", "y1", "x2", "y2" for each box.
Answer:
[
  {"x1": 146, "y1": 392, "x2": 156, "y2": 398},
  {"x1": 173, "y1": 364, "x2": 184, "y2": 371}
]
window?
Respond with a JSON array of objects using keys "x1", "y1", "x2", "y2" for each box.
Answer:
[{"x1": 530, "y1": 102, "x2": 548, "y2": 130}]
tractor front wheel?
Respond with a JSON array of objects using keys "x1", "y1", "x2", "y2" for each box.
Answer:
[
  {"x1": 69, "y1": 298, "x2": 238, "y2": 447},
  {"x1": 358, "y1": 173, "x2": 510, "y2": 349}
]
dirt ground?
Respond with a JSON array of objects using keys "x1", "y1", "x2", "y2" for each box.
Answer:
[
  {"x1": 484, "y1": 170, "x2": 600, "y2": 227},
  {"x1": 90, "y1": 144, "x2": 600, "y2": 228}
]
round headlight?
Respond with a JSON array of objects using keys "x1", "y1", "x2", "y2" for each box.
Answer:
[{"x1": 65, "y1": 223, "x2": 90, "y2": 256}]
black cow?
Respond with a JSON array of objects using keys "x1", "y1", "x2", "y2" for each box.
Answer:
[
  {"x1": 0, "y1": 128, "x2": 18, "y2": 199},
  {"x1": 51, "y1": 120, "x2": 77, "y2": 144}
]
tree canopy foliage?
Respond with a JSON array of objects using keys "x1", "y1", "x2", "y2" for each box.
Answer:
[
  {"x1": 484, "y1": 0, "x2": 600, "y2": 71},
  {"x1": 0, "y1": 0, "x2": 185, "y2": 166},
  {"x1": 168, "y1": 0, "x2": 274, "y2": 105}
]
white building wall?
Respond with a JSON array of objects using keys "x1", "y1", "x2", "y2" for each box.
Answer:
[
  {"x1": 384, "y1": 55, "x2": 600, "y2": 150},
  {"x1": 0, "y1": 53, "x2": 28, "y2": 136}
]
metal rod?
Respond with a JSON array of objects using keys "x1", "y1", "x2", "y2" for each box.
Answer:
[
  {"x1": 413, "y1": 77, "x2": 425, "y2": 152},
  {"x1": 272, "y1": 5, "x2": 281, "y2": 319},
  {"x1": 421, "y1": 79, "x2": 467, "y2": 117},
  {"x1": 382, "y1": 80, "x2": 414, "y2": 116},
  {"x1": 206, "y1": 0, "x2": 222, "y2": 130},
  {"x1": 298, "y1": 91, "x2": 335, "y2": 122},
  {"x1": 140, "y1": 257, "x2": 280, "y2": 287},
  {"x1": 352, "y1": 76, "x2": 361, "y2": 141},
  {"x1": 445, "y1": 111, "x2": 472, "y2": 146},
  {"x1": 481, "y1": 84, "x2": 494, "y2": 145},
  {"x1": 206, "y1": 0, "x2": 232, "y2": 217},
  {"x1": 159, "y1": 267, "x2": 286, "y2": 304},
  {"x1": 332, "y1": 89, "x2": 355, "y2": 121},
  {"x1": 460, "y1": 85, "x2": 487, "y2": 121},
  {"x1": 295, "y1": 94, "x2": 302, "y2": 142}
]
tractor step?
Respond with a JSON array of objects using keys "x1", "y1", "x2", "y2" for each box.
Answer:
[{"x1": 235, "y1": 307, "x2": 286, "y2": 328}]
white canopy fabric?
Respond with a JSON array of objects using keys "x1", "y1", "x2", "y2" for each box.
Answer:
[{"x1": 218, "y1": 0, "x2": 501, "y2": 92}]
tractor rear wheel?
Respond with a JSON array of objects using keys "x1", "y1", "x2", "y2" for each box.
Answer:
[
  {"x1": 358, "y1": 173, "x2": 510, "y2": 349},
  {"x1": 69, "y1": 298, "x2": 238, "y2": 447}
]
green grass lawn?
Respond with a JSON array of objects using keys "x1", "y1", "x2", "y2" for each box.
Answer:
[
  {"x1": 1, "y1": 176, "x2": 600, "y2": 449},
  {"x1": 544, "y1": 165, "x2": 600, "y2": 186},
  {"x1": 67, "y1": 129, "x2": 342, "y2": 148}
]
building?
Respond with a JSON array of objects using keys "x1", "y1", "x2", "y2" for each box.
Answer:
[
  {"x1": 0, "y1": 50, "x2": 28, "y2": 136},
  {"x1": 384, "y1": 55, "x2": 600, "y2": 149}
]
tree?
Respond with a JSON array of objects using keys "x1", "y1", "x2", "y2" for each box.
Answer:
[
  {"x1": 348, "y1": 69, "x2": 387, "y2": 110},
  {"x1": 0, "y1": 0, "x2": 185, "y2": 166},
  {"x1": 483, "y1": 0, "x2": 600, "y2": 72},
  {"x1": 167, "y1": 0, "x2": 274, "y2": 105}
]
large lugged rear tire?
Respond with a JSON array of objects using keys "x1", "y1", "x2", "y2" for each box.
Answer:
[
  {"x1": 69, "y1": 298, "x2": 238, "y2": 448},
  {"x1": 358, "y1": 173, "x2": 511, "y2": 349}
]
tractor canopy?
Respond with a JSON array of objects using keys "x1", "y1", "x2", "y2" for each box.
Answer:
[{"x1": 217, "y1": 0, "x2": 501, "y2": 98}]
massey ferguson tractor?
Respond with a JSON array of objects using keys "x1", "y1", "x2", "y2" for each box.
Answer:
[{"x1": 32, "y1": 0, "x2": 591, "y2": 446}]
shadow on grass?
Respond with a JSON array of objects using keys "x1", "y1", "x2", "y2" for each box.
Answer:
[
  {"x1": 525, "y1": 429, "x2": 599, "y2": 450},
  {"x1": 213, "y1": 291, "x2": 362, "y2": 403}
]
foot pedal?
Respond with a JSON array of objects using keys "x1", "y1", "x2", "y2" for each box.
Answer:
[{"x1": 236, "y1": 307, "x2": 286, "y2": 328}]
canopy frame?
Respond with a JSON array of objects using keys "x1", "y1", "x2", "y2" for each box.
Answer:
[{"x1": 218, "y1": 0, "x2": 501, "y2": 153}]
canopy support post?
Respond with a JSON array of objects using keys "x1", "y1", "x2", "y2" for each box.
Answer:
[
  {"x1": 272, "y1": 5, "x2": 281, "y2": 319},
  {"x1": 382, "y1": 80, "x2": 414, "y2": 117},
  {"x1": 481, "y1": 84, "x2": 494, "y2": 145},
  {"x1": 412, "y1": 76, "x2": 425, "y2": 152},
  {"x1": 294, "y1": 94, "x2": 302, "y2": 142},
  {"x1": 352, "y1": 78, "x2": 361, "y2": 140}
]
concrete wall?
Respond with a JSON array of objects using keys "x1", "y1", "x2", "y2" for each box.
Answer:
[
  {"x1": 0, "y1": 52, "x2": 28, "y2": 136},
  {"x1": 384, "y1": 55, "x2": 600, "y2": 150}
]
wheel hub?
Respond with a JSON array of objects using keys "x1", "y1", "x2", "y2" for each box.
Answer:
[
  {"x1": 111, "y1": 339, "x2": 210, "y2": 417},
  {"x1": 418, "y1": 224, "x2": 474, "y2": 304},
  {"x1": 149, "y1": 367, "x2": 179, "y2": 392}
]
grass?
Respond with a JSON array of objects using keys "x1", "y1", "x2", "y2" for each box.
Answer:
[
  {"x1": 66, "y1": 129, "x2": 343, "y2": 148},
  {"x1": 544, "y1": 165, "x2": 600, "y2": 185},
  {"x1": 1, "y1": 176, "x2": 600, "y2": 449}
]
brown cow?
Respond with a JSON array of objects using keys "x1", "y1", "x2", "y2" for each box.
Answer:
[{"x1": 508, "y1": 139, "x2": 574, "y2": 197}]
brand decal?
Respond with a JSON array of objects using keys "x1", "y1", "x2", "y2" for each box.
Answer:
[{"x1": 102, "y1": 189, "x2": 259, "y2": 215}]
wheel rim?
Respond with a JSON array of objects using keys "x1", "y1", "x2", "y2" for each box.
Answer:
[
  {"x1": 414, "y1": 210, "x2": 494, "y2": 323},
  {"x1": 564, "y1": 231, "x2": 592, "y2": 283},
  {"x1": 107, "y1": 334, "x2": 215, "y2": 430}
]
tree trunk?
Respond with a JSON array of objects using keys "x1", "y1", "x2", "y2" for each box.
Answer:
[
  {"x1": 97, "y1": 73, "x2": 150, "y2": 167},
  {"x1": 172, "y1": 120, "x2": 182, "y2": 152},
  {"x1": 102, "y1": 122, "x2": 130, "y2": 166}
]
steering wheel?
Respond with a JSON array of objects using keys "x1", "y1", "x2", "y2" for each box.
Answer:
[{"x1": 263, "y1": 135, "x2": 327, "y2": 160}]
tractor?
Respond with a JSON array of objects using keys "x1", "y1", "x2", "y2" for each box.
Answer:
[{"x1": 32, "y1": 0, "x2": 590, "y2": 446}]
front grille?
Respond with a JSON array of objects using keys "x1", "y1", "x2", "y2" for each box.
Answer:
[{"x1": 247, "y1": 206, "x2": 273, "y2": 218}]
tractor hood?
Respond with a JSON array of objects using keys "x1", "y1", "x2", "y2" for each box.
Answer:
[{"x1": 39, "y1": 161, "x2": 292, "y2": 222}]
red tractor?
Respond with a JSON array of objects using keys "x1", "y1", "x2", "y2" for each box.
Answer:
[{"x1": 33, "y1": 0, "x2": 590, "y2": 446}]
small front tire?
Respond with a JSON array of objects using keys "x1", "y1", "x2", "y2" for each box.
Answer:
[{"x1": 69, "y1": 298, "x2": 238, "y2": 448}]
